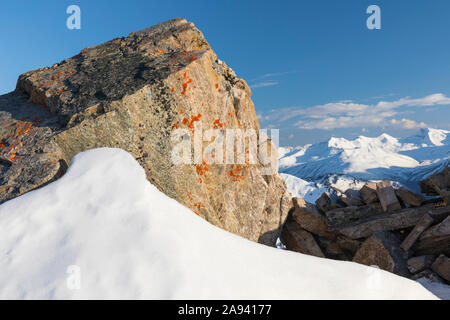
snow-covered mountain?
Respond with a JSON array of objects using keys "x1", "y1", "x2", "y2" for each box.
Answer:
[
  {"x1": 0, "y1": 148, "x2": 439, "y2": 299},
  {"x1": 279, "y1": 128, "x2": 450, "y2": 196}
]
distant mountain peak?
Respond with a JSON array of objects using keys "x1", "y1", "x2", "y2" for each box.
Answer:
[{"x1": 279, "y1": 128, "x2": 450, "y2": 191}]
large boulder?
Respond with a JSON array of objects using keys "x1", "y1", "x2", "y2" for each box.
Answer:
[
  {"x1": 337, "y1": 204, "x2": 450, "y2": 239},
  {"x1": 341, "y1": 189, "x2": 364, "y2": 207},
  {"x1": 431, "y1": 255, "x2": 450, "y2": 282},
  {"x1": 420, "y1": 167, "x2": 450, "y2": 205},
  {"x1": 407, "y1": 255, "x2": 435, "y2": 274},
  {"x1": 0, "y1": 18, "x2": 291, "y2": 245},
  {"x1": 325, "y1": 203, "x2": 383, "y2": 228},
  {"x1": 359, "y1": 182, "x2": 378, "y2": 204},
  {"x1": 291, "y1": 197, "x2": 335, "y2": 239},
  {"x1": 395, "y1": 188, "x2": 423, "y2": 208},
  {"x1": 280, "y1": 215, "x2": 325, "y2": 258},
  {"x1": 315, "y1": 192, "x2": 344, "y2": 213},
  {"x1": 352, "y1": 231, "x2": 410, "y2": 277},
  {"x1": 376, "y1": 180, "x2": 402, "y2": 212},
  {"x1": 413, "y1": 215, "x2": 450, "y2": 256}
]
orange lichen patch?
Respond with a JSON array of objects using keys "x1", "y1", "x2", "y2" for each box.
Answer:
[
  {"x1": 129, "y1": 32, "x2": 135, "y2": 37},
  {"x1": 0, "y1": 120, "x2": 36, "y2": 162},
  {"x1": 212, "y1": 119, "x2": 224, "y2": 129},
  {"x1": 159, "y1": 48, "x2": 165, "y2": 54},
  {"x1": 179, "y1": 110, "x2": 184, "y2": 115},
  {"x1": 215, "y1": 83, "x2": 219, "y2": 89},
  {"x1": 171, "y1": 87, "x2": 175, "y2": 92},
  {"x1": 195, "y1": 160, "x2": 209, "y2": 176},
  {"x1": 181, "y1": 78, "x2": 192, "y2": 95},
  {"x1": 185, "y1": 193, "x2": 204, "y2": 216},
  {"x1": 82, "y1": 49, "x2": 88, "y2": 54},
  {"x1": 189, "y1": 56, "x2": 196, "y2": 62},
  {"x1": 188, "y1": 114, "x2": 201, "y2": 129},
  {"x1": 172, "y1": 123, "x2": 180, "y2": 129},
  {"x1": 31, "y1": 69, "x2": 76, "y2": 100},
  {"x1": 228, "y1": 164, "x2": 245, "y2": 182},
  {"x1": 113, "y1": 39, "x2": 121, "y2": 45},
  {"x1": 180, "y1": 114, "x2": 202, "y2": 132}
]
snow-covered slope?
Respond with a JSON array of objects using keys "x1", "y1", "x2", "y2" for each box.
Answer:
[
  {"x1": 279, "y1": 128, "x2": 450, "y2": 192},
  {"x1": 0, "y1": 148, "x2": 438, "y2": 299}
]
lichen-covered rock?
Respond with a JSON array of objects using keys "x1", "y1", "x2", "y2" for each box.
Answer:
[{"x1": 0, "y1": 18, "x2": 291, "y2": 245}]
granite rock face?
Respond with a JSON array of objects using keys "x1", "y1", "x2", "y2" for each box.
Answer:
[{"x1": 0, "y1": 18, "x2": 291, "y2": 245}]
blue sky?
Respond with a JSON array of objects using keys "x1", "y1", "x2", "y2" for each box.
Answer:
[{"x1": 1, "y1": 0, "x2": 449, "y2": 145}]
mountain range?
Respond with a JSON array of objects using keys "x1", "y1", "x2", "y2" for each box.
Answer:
[{"x1": 279, "y1": 128, "x2": 450, "y2": 199}]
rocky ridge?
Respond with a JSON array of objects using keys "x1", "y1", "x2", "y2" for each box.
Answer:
[{"x1": 281, "y1": 167, "x2": 450, "y2": 285}]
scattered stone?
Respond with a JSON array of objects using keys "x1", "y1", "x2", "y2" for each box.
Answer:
[
  {"x1": 414, "y1": 215, "x2": 450, "y2": 256},
  {"x1": 420, "y1": 167, "x2": 450, "y2": 205},
  {"x1": 325, "y1": 241, "x2": 349, "y2": 260},
  {"x1": 352, "y1": 231, "x2": 410, "y2": 277},
  {"x1": 315, "y1": 192, "x2": 345, "y2": 213},
  {"x1": 291, "y1": 198, "x2": 334, "y2": 239},
  {"x1": 400, "y1": 213, "x2": 434, "y2": 251},
  {"x1": 281, "y1": 217, "x2": 325, "y2": 258},
  {"x1": 360, "y1": 182, "x2": 378, "y2": 204},
  {"x1": 431, "y1": 254, "x2": 450, "y2": 282},
  {"x1": 376, "y1": 180, "x2": 402, "y2": 212},
  {"x1": 336, "y1": 235, "x2": 362, "y2": 257},
  {"x1": 341, "y1": 189, "x2": 364, "y2": 207},
  {"x1": 337, "y1": 204, "x2": 450, "y2": 239},
  {"x1": 407, "y1": 255, "x2": 435, "y2": 274},
  {"x1": 325, "y1": 203, "x2": 383, "y2": 228},
  {"x1": 395, "y1": 188, "x2": 423, "y2": 207},
  {"x1": 411, "y1": 269, "x2": 446, "y2": 283}
]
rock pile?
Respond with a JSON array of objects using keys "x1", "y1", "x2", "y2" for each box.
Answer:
[{"x1": 281, "y1": 167, "x2": 450, "y2": 285}]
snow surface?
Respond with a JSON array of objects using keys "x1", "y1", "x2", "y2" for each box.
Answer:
[
  {"x1": 280, "y1": 173, "x2": 327, "y2": 203},
  {"x1": 0, "y1": 148, "x2": 439, "y2": 299},
  {"x1": 279, "y1": 128, "x2": 450, "y2": 192}
]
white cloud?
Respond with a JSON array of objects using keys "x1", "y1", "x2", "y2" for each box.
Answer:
[
  {"x1": 262, "y1": 93, "x2": 450, "y2": 130},
  {"x1": 390, "y1": 118, "x2": 427, "y2": 130},
  {"x1": 250, "y1": 81, "x2": 279, "y2": 89}
]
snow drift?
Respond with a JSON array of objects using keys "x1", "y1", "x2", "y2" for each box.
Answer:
[{"x1": 0, "y1": 148, "x2": 438, "y2": 299}]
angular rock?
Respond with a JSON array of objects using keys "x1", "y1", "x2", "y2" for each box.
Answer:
[
  {"x1": 395, "y1": 188, "x2": 423, "y2": 207},
  {"x1": 376, "y1": 180, "x2": 402, "y2": 212},
  {"x1": 400, "y1": 213, "x2": 434, "y2": 251},
  {"x1": 407, "y1": 255, "x2": 435, "y2": 274},
  {"x1": 341, "y1": 189, "x2": 364, "y2": 207},
  {"x1": 413, "y1": 215, "x2": 450, "y2": 255},
  {"x1": 411, "y1": 269, "x2": 446, "y2": 283},
  {"x1": 315, "y1": 192, "x2": 344, "y2": 213},
  {"x1": 352, "y1": 231, "x2": 410, "y2": 277},
  {"x1": 324, "y1": 241, "x2": 349, "y2": 260},
  {"x1": 420, "y1": 167, "x2": 450, "y2": 205},
  {"x1": 325, "y1": 203, "x2": 383, "y2": 228},
  {"x1": 431, "y1": 254, "x2": 450, "y2": 282},
  {"x1": 281, "y1": 217, "x2": 325, "y2": 258},
  {"x1": 291, "y1": 197, "x2": 335, "y2": 239},
  {"x1": 360, "y1": 182, "x2": 378, "y2": 204},
  {"x1": 0, "y1": 18, "x2": 291, "y2": 246},
  {"x1": 336, "y1": 235, "x2": 362, "y2": 257},
  {"x1": 337, "y1": 204, "x2": 450, "y2": 239}
]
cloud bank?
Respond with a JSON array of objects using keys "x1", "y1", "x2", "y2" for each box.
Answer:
[{"x1": 261, "y1": 93, "x2": 450, "y2": 130}]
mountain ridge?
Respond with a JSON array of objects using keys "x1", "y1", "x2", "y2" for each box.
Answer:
[{"x1": 279, "y1": 128, "x2": 450, "y2": 194}]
